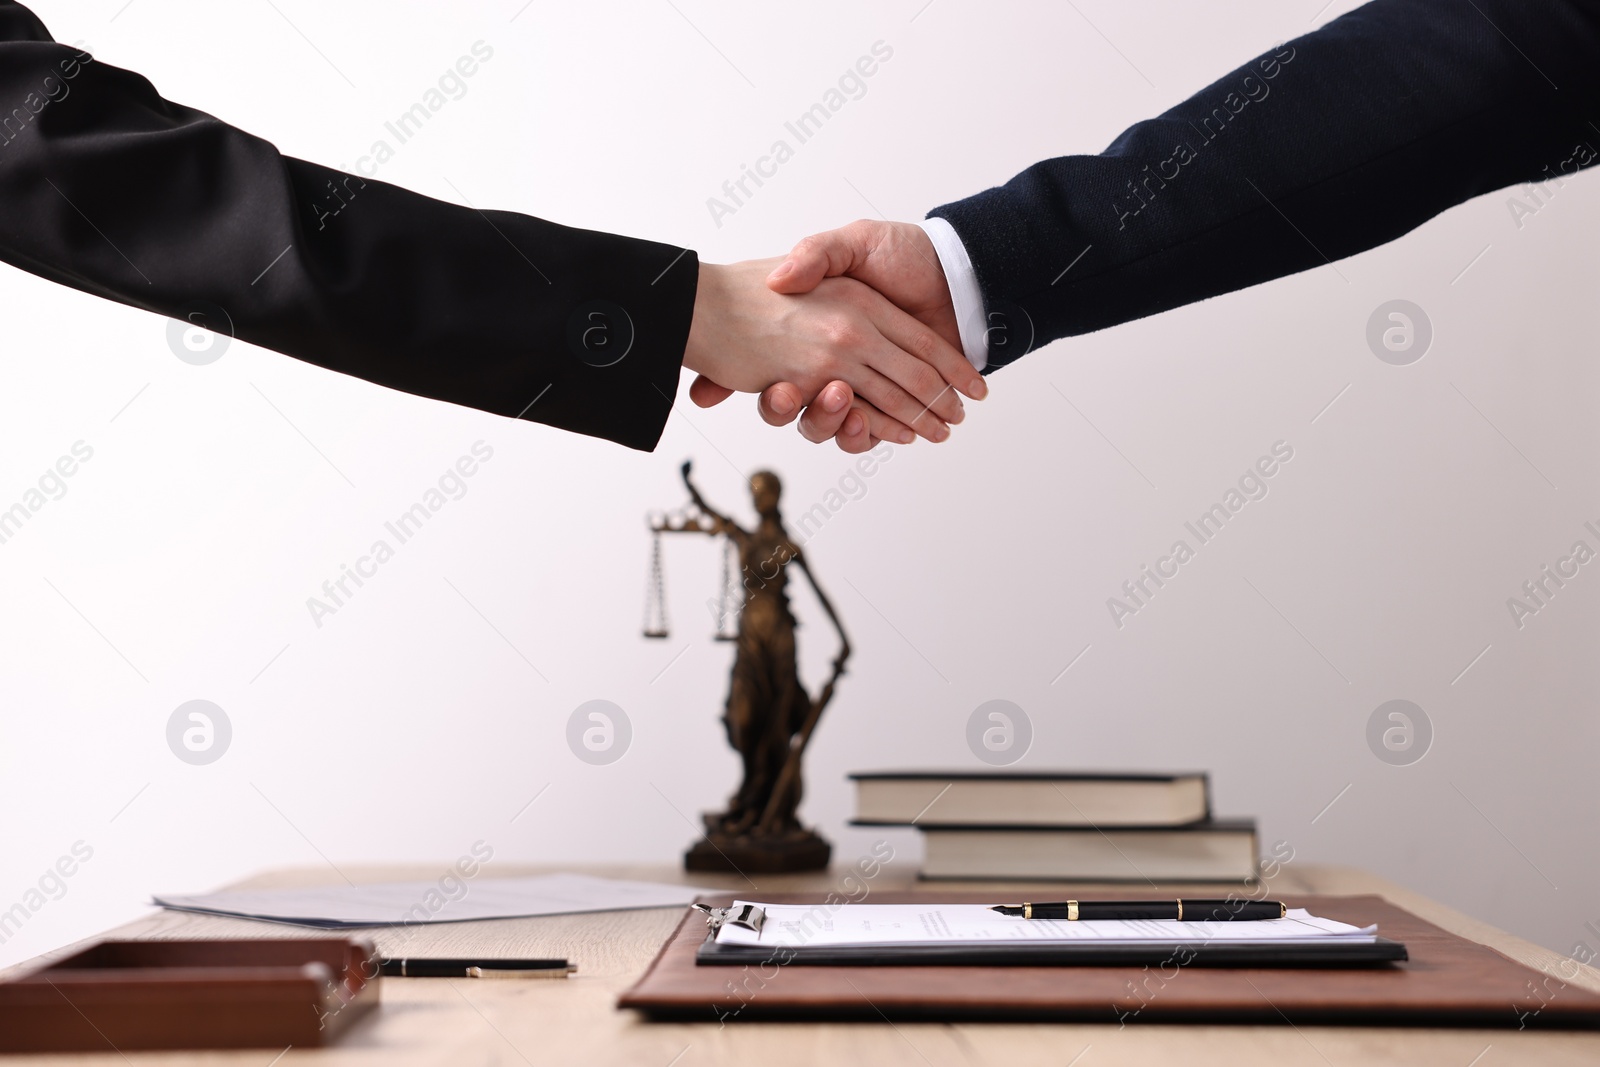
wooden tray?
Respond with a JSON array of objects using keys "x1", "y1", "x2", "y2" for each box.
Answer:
[{"x1": 0, "y1": 938, "x2": 380, "y2": 1052}]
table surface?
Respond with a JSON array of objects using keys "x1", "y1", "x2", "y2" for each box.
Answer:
[{"x1": 5, "y1": 862, "x2": 1599, "y2": 1066}]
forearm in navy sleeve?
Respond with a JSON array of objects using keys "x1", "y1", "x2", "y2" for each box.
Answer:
[{"x1": 929, "y1": 0, "x2": 1600, "y2": 368}]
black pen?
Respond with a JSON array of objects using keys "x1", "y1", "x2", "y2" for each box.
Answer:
[
  {"x1": 990, "y1": 899, "x2": 1287, "y2": 921},
  {"x1": 378, "y1": 957, "x2": 576, "y2": 978}
]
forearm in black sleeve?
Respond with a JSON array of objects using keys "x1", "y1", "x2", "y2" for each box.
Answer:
[
  {"x1": 0, "y1": 2, "x2": 695, "y2": 450},
  {"x1": 929, "y1": 0, "x2": 1600, "y2": 368}
]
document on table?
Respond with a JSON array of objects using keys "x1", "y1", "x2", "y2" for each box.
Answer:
[
  {"x1": 713, "y1": 902, "x2": 1378, "y2": 948},
  {"x1": 154, "y1": 873, "x2": 710, "y2": 928}
]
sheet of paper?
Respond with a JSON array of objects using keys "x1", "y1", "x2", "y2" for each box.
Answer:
[
  {"x1": 713, "y1": 903, "x2": 1378, "y2": 948},
  {"x1": 154, "y1": 873, "x2": 709, "y2": 928}
]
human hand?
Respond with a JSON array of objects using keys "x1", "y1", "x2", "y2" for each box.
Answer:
[
  {"x1": 682, "y1": 257, "x2": 979, "y2": 444},
  {"x1": 769, "y1": 219, "x2": 961, "y2": 344},
  {"x1": 756, "y1": 220, "x2": 984, "y2": 451}
]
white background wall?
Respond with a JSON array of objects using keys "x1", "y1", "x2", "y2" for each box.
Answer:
[{"x1": 3, "y1": 0, "x2": 1598, "y2": 968}]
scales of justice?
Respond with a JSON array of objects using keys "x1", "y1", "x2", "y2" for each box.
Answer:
[{"x1": 643, "y1": 460, "x2": 850, "y2": 873}]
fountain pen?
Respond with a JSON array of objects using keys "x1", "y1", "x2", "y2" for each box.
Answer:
[
  {"x1": 990, "y1": 898, "x2": 1287, "y2": 921},
  {"x1": 378, "y1": 957, "x2": 575, "y2": 978}
]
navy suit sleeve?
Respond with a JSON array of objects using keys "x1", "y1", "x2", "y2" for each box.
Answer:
[
  {"x1": 0, "y1": 2, "x2": 696, "y2": 450},
  {"x1": 929, "y1": 0, "x2": 1600, "y2": 369}
]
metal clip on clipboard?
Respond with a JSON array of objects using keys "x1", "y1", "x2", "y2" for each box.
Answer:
[{"x1": 691, "y1": 903, "x2": 766, "y2": 936}]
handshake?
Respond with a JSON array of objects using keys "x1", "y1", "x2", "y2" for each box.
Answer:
[{"x1": 682, "y1": 219, "x2": 983, "y2": 455}]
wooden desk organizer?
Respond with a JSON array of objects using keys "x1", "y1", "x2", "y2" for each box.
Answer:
[{"x1": 0, "y1": 938, "x2": 380, "y2": 1052}]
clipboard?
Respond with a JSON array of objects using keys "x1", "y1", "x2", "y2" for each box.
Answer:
[
  {"x1": 690, "y1": 899, "x2": 1408, "y2": 967},
  {"x1": 619, "y1": 892, "x2": 1600, "y2": 1026},
  {"x1": 697, "y1": 937, "x2": 1410, "y2": 968}
]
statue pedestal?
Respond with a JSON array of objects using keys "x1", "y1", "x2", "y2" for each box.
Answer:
[{"x1": 684, "y1": 825, "x2": 831, "y2": 874}]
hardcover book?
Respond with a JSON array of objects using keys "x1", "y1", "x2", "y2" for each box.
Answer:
[
  {"x1": 914, "y1": 819, "x2": 1259, "y2": 882},
  {"x1": 850, "y1": 771, "x2": 1211, "y2": 828}
]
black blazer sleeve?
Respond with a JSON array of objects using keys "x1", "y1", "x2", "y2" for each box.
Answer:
[
  {"x1": 929, "y1": 0, "x2": 1600, "y2": 369},
  {"x1": 0, "y1": 2, "x2": 696, "y2": 450}
]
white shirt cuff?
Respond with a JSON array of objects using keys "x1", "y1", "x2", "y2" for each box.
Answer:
[{"x1": 918, "y1": 216, "x2": 988, "y2": 372}]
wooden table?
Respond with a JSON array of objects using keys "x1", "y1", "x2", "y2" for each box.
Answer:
[{"x1": 5, "y1": 863, "x2": 1599, "y2": 1065}]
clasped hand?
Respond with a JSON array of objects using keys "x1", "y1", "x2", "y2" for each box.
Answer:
[{"x1": 682, "y1": 221, "x2": 982, "y2": 454}]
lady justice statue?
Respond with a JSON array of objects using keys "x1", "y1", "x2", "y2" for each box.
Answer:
[{"x1": 646, "y1": 461, "x2": 850, "y2": 872}]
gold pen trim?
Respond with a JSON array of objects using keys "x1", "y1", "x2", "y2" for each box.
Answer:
[
  {"x1": 1023, "y1": 902, "x2": 1032, "y2": 919},
  {"x1": 465, "y1": 966, "x2": 576, "y2": 979},
  {"x1": 1176, "y1": 898, "x2": 1183, "y2": 921},
  {"x1": 1067, "y1": 900, "x2": 1078, "y2": 921}
]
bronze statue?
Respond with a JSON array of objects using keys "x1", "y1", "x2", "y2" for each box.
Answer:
[{"x1": 646, "y1": 460, "x2": 849, "y2": 872}]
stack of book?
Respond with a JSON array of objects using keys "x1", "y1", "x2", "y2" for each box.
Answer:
[{"x1": 849, "y1": 771, "x2": 1258, "y2": 881}]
